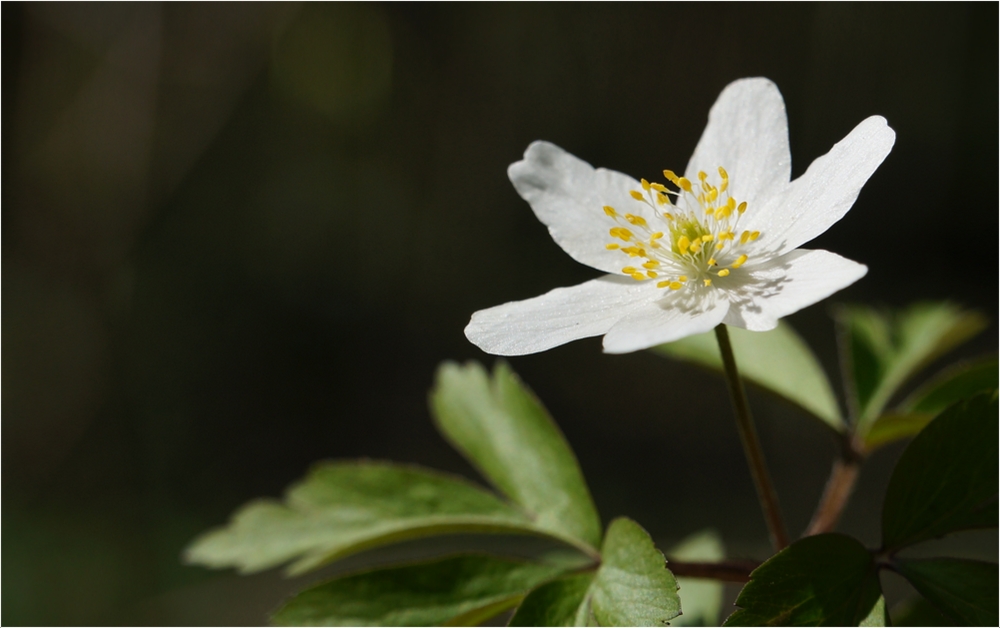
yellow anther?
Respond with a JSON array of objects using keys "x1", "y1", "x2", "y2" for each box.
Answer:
[
  {"x1": 740, "y1": 230, "x2": 751, "y2": 244},
  {"x1": 603, "y1": 205, "x2": 618, "y2": 217},
  {"x1": 690, "y1": 241, "x2": 703, "y2": 253},
  {"x1": 657, "y1": 280, "x2": 672, "y2": 289},
  {"x1": 655, "y1": 192, "x2": 668, "y2": 205},
  {"x1": 705, "y1": 206, "x2": 716, "y2": 215},
  {"x1": 642, "y1": 261, "x2": 660, "y2": 269},
  {"x1": 719, "y1": 232, "x2": 734, "y2": 240},
  {"x1": 701, "y1": 234, "x2": 714, "y2": 242},
  {"x1": 625, "y1": 213, "x2": 647, "y2": 226},
  {"x1": 623, "y1": 246, "x2": 641, "y2": 257},
  {"x1": 715, "y1": 206, "x2": 731, "y2": 219},
  {"x1": 651, "y1": 232, "x2": 664, "y2": 240},
  {"x1": 646, "y1": 271, "x2": 658, "y2": 278},
  {"x1": 677, "y1": 236, "x2": 690, "y2": 254},
  {"x1": 669, "y1": 281, "x2": 683, "y2": 290},
  {"x1": 738, "y1": 202, "x2": 748, "y2": 214},
  {"x1": 663, "y1": 170, "x2": 680, "y2": 185},
  {"x1": 621, "y1": 266, "x2": 637, "y2": 274},
  {"x1": 641, "y1": 178, "x2": 651, "y2": 191},
  {"x1": 698, "y1": 171, "x2": 708, "y2": 181},
  {"x1": 629, "y1": 190, "x2": 644, "y2": 201},
  {"x1": 720, "y1": 178, "x2": 729, "y2": 193},
  {"x1": 703, "y1": 279, "x2": 712, "y2": 287},
  {"x1": 750, "y1": 231, "x2": 760, "y2": 241},
  {"x1": 708, "y1": 258, "x2": 717, "y2": 266},
  {"x1": 606, "y1": 243, "x2": 620, "y2": 250},
  {"x1": 678, "y1": 275, "x2": 688, "y2": 282},
  {"x1": 677, "y1": 177, "x2": 693, "y2": 192},
  {"x1": 715, "y1": 242, "x2": 725, "y2": 250},
  {"x1": 610, "y1": 227, "x2": 633, "y2": 241},
  {"x1": 707, "y1": 188, "x2": 718, "y2": 202},
  {"x1": 731, "y1": 254, "x2": 748, "y2": 268},
  {"x1": 717, "y1": 269, "x2": 731, "y2": 277},
  {"x1": 631, "y1": 272, "x2": 645, "y2": 281},
  {"x1": 718, "y1": 166, "x2": 729, "y2": 180},
  {"x1": 650, "y1": 182, "x2": 668, "y2": 192},
  {"x1": 662, "y1": 212, "x2": 674, "y2": 221}
]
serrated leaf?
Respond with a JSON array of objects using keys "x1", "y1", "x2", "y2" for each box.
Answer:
[
  {"x1": 185, "y1": 461, "x2": 571, "y2": 575},
  {"x1": 837, "y1": 303, "x2": 987, "y2": 430},
  {"x1": 509, "y1": 573, "x2": 595, "y2": 627},
  {"x1": 652, "y1": 322, "x2": 843, "y2": 432},
  {"x1": 589, "y1": 517, "x2": 681, "y2": 627},
  {"x1": 271, "y1": 554, "x2": 567, "y2": 626},
  {"x1": 881, "y1": 393, "x2": 998, "y2": 551},
  {"x1": 430, "y1": 362, "x2": 602, "y2": 551},
  {"x1": 724, "y1": 534, "x2": 880, "y2": 627},
  {"x1": 894, "y1": 558, "x2": 998, "y2": 627},
  {"x1": 864, "y1": 357, "x2": 998, "y2": 452},
  {"x1": 669, "y1": 530, "x2": 725, "y2": 627}
]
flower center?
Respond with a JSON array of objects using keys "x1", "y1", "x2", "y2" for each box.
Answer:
[{"x1": 603, "y1": 167, "x2": 761, "y2": 290}]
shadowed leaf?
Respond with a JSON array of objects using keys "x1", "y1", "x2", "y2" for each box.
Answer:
[{"x1": 894, "y1": 558, "x2": 998, "y2": 627}]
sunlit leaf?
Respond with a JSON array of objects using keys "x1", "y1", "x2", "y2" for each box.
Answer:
[
  {"x1": 431, "y1": 362, "x2": 602, "y2": 551},
  {"x1": 271, "y1": 554, "x2": 567, "y2": 626},
  {"x1": 837, "y1": 303, "x2": 987, "y2": 430},
  {"x1": 668, "y1": 530, "x2": 725, "y2": 627},
  {"x1": 724, "y1": 534, "x2": 880, "y2": 626},
  {"x1": 185, "y1": 461, "x2": 570, "y2": 575},
  {"x1": 894, "y1": 558, "x2": 998, "y2": 627},
  {"x1": 589, "y1": 517, "x2": 681, "y2": 627},
  {"x1": 652, "y1": 322, "x2": 844, "y2": 432},
  {"x1": 859, "y1": 596, "x2": 887, "y2": 626},
  {"x1": 509, "y1": 573, "x2": 595, "y2": 627},
  {"x1": 881, "y1": 393, "x2": 998, "y2": 551}
]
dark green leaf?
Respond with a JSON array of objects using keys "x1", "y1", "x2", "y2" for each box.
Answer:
[
  {"x1": 653, "y1": 322, "x2": 844, "y2": 431},
  {"x1": 185, "y1": 461, "x2": 565, "y2": 575},
  {"x1": 881, "y1": 393, "x2": 998, "y2": 551},
  {"x1": 430, "y1": 362, "x2": 602, "y2": 551},
  {"x1": 890, "y1": 596, "x2": 950, "y2": 626},
  {"x1": 902, "y1": 357, "x2": 998, "y2": 416},
  {"x1": 724, "y1": 534, "x2": 880, "y2": 626},
  {"x1": 865, "y1": 357, "x2": 998, "y2": 452},
  {"x1": 509, "y1": 573, "x2": 595, "y2": 627},
  {"x1": 894, "y1": 558, "x2": 998, "y2": 627},
  {"x1": 837, "y1": 303, "x2": 987, "y2": 429},
  {"x1": 271, "y1": 554, "x2": 567, "y2": 626},
  {"x1": 589, "y1": 517, "x2": 681, "y2": 627},
  {"x1": 669, "y1": 530, "x2": 725, "y2": 627}
]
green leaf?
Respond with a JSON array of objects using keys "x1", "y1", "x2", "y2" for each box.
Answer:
[
  {"x1": 894, "y1": 558, "x2": 998, "y2": 627},
  {"x1": 864, "y1": 357, "x2": 998, "y2": 452},
  {"x1": 902, "y1": 357, "x2": 998, "y2": 416},
  {"x1": 668, "y1": 530, "x2": 725, "y2": 627},
  {"x1": 859, "y1": 596, "x2": 887, "y2": 627},
  {"x1": 185, "y1": 461, "x2": 571, "y2": 575},
  {"x1": 724, "y1": 534, "x2": 880, "y2": 626},
  {"x1": 890, "y1": 596, "x2": 950, "y2": 626},
  {"x1": 509, "y1": 573, "x2": 595, "y2": 627},
  {"x1": 881, "y1": 393, "x2": 998, "y2": 551},
  {"x1": 271, "y1": 554, "x2": 567, "y2": 626},
  {"x1": 430, "y1": 362, "x2": 602, "y2": 552},
  {"x1": 837, "y1": 303, "x2": 987, "y2": 429},
  {"x1": 589, "y1": 517, "x2": 681, "y2": 627},
  {"x1": 652, "y1": 322, "x2": 844, "y2": 432}
]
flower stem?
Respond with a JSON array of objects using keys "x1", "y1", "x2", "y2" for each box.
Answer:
[
  {"x1": 665, "y1": 558, "x2": 760, "y2": 582},
  {"x1": 714, "y1": 324, "x2": 789, "y2": 551},
  {"x1": 805, "y1": 433, "x2": 865, "y2": 536}
]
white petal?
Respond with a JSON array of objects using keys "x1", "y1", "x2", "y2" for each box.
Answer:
[
  {"x1": 684, "y1": 78, "x2": 791, "y2": 208},
  {"x1": 465, "y1": 275, "x2": 656, "y2": 356},
  {"x1": 747, "y1": 116, "x2": 896, "y2": 256},
  {"x1": 602, "y1": 289, "x2": 730, "y2": 354},
  {"x1": 508, "y1": 141, "x2": 657, "y2": 274},
  {"x1": 723, "y1": 249, "x2": 868, "y2": 331}
]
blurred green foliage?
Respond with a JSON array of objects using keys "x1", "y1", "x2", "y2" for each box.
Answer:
[{"x1": 3, "y1": 3, "x2": 996, "y2": 624}]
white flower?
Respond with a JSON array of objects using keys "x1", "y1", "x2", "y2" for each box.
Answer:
[{"x1": 465, "y1": 78, "x2": 895, "y2": 355}]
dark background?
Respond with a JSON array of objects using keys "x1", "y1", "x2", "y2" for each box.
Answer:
[{"x1": 3, "y1": 3, "x2": 996, "y2": 625}]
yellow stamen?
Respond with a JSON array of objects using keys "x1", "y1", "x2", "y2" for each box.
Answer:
[
  {"x1": 750, "y1": 231, "x2": 760, "y2": 241},
  {"x1": 718, "y1": 269, "x2": 730, "y2": 277},
  {"x1": 603, "y1": 205, "x2": 617, "y2": 217},
  {"x1": 663, "y1": 170, "x2": 680, "y2": 185},
  {"x1": 677, "y1": 236, "x2": 690, "y2": 254},
  {"x1": 715, "y1": 242, "x2": 725, "y2": 250},
  {"x1": 703, "y1": 279, "x2": 712, "y2": 287},
  {"x1": 708, "y1": 258, "x2": 717, "y2": 266},
  {"x1": 698, "y1": 171, "x2": 708, "y2": 181},
  {"x1": 625, "y1": 213, "x2": 647, "y2": 226},
  {"x1": 630, "y1": 190, "x2": 644, "y2": 201},
  {"x1": 701, "y1": 234, "x2": 714, "y2": 242},
  {"x1": 651, "y1": 232, "x2": 664, "y2": 240},
  {"x1": 669, "y1": 281, "x2": 683, "y2": 290},
  {"x1": 677, "y1": 177, "x2": 693, "y2": 192},
  {"x1": 731, "y1": 254, "x2": 748, "y2": 268},
  {"x1": 646, "y1": 271, "x2": 658, "y2": 278},
  {"x1": 650, "y1": 182, "x2": 668, "y2": 192},
  {"x1": 690, "y1": 241, "x2": 703, "y2": 253},
  {"x1": 642, "y1": 261, "x2": 659, "y2": 269},
  {"x1": 657, "y1": 280, "x2": 671, "y2": 289},
  {"x1": 631, "y1": 272, "x2": 645, "y2": 281},
  {"x1": 641, "y1": 178, "x2": 651, "y2": 191},
  {"x1": 606, "y1": 243, "x2": 620, "y2": 250},
  {"x1": 718, "y1": 166, "x2": 729, "y2": 180},
  {"x1": 738, "y1": 201, "x2": 748, "y2": 214},
  {"x1": 621, "y1": 266, "x2": 637, "y2": 274},
  {"x1": 740, "y1": 230, "x2": 751, "y2": 244},
  {"x1": 678, "y1": 275, "x2": 687, "y2": 282}
]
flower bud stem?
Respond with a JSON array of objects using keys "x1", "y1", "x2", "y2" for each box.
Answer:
[{"x1": 714, "y1": 324, "x2": 790, "y2": 551}]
